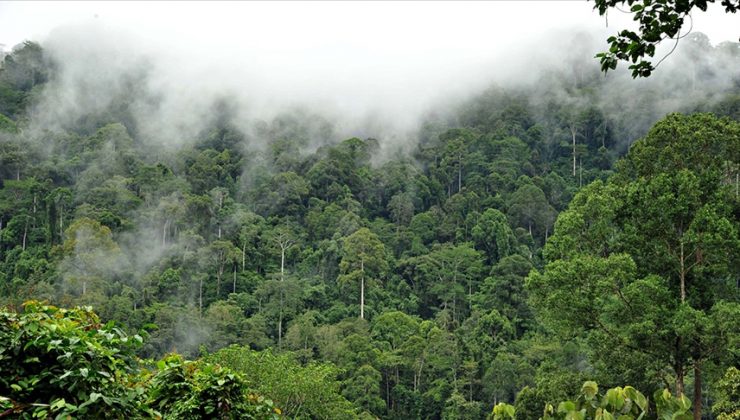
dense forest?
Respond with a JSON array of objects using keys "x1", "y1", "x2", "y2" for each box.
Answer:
[{"x1": 0, "y1": 32, "x2": 738, "y2": 419}]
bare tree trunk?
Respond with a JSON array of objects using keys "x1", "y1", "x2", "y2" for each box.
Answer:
[
  {"x1": 693, "y1": 361, "x2": 702, "y2": 420},
  {"x1": 571, "y1": 126, "x2": 577, "y2": 177},
  {"x1": 216, "y1": 263, "x2": 223, "y2": 298},
  {"x1": 602, "y1": 120, "x2": 607, "y2": 148},
  {"x1": 680, "y1": 241, "x2": 686, "y2": 303},
  {"x1": 22, "y1": 218, "x2": 28, "y2": 251},
  {"x1": 233, "y1": 265, "x2": 237, "y2": 293},
  {"x1": 676, "y1": 362, "x2": 685, "y2": 397},
  {"x1": 416, "y1": 362, "x2": 424, "y2": 392},
  {"x1": 278, "y1": 243, "x2": 286, "y2": 347},
  {"x1": 385, "y1": 372, "x2": 390, "y2": 409},
  {"x1": 469, "y1": 378, "x2": 473, "y2": 403},
  {"x1": 273, "y1": 232, "x2": 294, "y2": 342},
  {"x1": 278, "y1": 307, "x2": 283, "y2": 349},
  {"x1": 242, "y1": 241, "x2": 246, "y2": 272},
  {"x1": 458, "y1": 158, "x2": 462, "y2": 193},
  {"x1": 162, "y1": 219, "x2": 169, "y2": 247},
  {"x1": 360, "y1": 259, "x2": 365, "y2": 319},
  {"x1": 281, "y1": 245, "x2": 285, "y2": 282},
  {"x1": 199, "y1": 277, "x2": 203, "y2": 314}
]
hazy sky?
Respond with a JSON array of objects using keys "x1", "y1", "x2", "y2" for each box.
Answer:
[
  {"x1": 1, "y1": 1, "x2": 737, "y2": 142},
  {"x1": 1, "y1": 1, "x2": 737, "y2": 52}
]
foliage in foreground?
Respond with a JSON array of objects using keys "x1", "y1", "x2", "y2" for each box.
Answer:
[
  {"x1": 490, "y1": 380, "x2": 695, "y2": 420},
  {"x1": 149, "y1": 354, "x2": 280, "y2": 420},
  {"x1": 0, "y1": 301, "x2": 150, "y2": 418},
  {"x1": 0, "y1": 301, "x2": 280, "y2": 419},
  {"x1": 206, "y1": 345, "x2": 357, "y2": 419}
]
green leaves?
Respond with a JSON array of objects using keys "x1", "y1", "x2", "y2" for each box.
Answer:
[
  {"x1": 207, "y1": 345, "x2": 356, "y2": 419},
  {"x1": 590, "y1": 0, "x2": 735, "y2": 77},
  {"x1": 654, "y1": 388, "x2": 692, "y2": 420},
  {"x1": 490, "y1": 402, "x2": 516, "y2": 419},
  {"x1": 543, "y1": 381, "x2": 651, "y2": 420},
  {"x1": 530, "y1": 113, "x2": 739, "y2": 418},
  {"x1": 0, "y1": 301, "x2": 148, "y2": 418},
  {"x1": 0, "y1": 302, "x2": 285, "y2": 419},
  {"x1": 582, "y1": 381, "x2": 599, "y2": 400},
  {"x1": 148, "y1": 353, "x2": 281, "y2": 419}
]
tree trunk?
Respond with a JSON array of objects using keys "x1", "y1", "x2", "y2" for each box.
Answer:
[
  {"x1": 199, "y1": 277, "x2": 203, "y2": 314},
  {"x1": 242, "y1": 241, "x2": 246, "y2": 272},
  {"x1": 279, "y1": 245, "x2": 285, "y2": 347},
  {"x1": 278, "y1": 308, "x2": 283, "y2": 349},
  {"x1": 571, "y1": 126, "x2": 577, "y2": 177},
  {"x1": 416, "y1": 362, "x2": 424, "y2": 393},
  {"x1": 216, "y1": 263, "x2": 223, "y2": 297},
  {"x1": 233, "y1": 265, "x2": 237, "y2": 293},
  {"x1": 693, "y1": 361, "x2": 702, "y2": 420},
  {"x1": 385, "y1": 372, "x2": 390, "y2": 409},
  {"x1": 680, "y1": 241, "x2": 686, "y2": 303},
  {"x1": 676, "y1": 363, "x2": 685, "y2": 397},
  {"x1": 281, "y1": 246, "x2": 285, "y2": 282},
  {"x1": 162, "y1": 219, "x2": 169, "y2": 247},
  {"x1": 22, "y1": 218, "x2": 28, "y2": 251},
  {"x1": 458, "y1": 158, "x2": 462, "y2": 193},
  {"x1": 59, "y1": 210, "x2": 64, "y2": 242},
  {"x1": 360, "y1": 259, "x2": 365, "y2": 319}
]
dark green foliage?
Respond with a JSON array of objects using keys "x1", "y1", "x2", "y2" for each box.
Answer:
[
  {"x1": 0, "y1": 41, "x2": 47, "y2": 118},
  {"x1": 208, "y1": 345, "x2": 357, "y2": 419},
  {"x1": 0, "y1": 302, "x2": 282, "y2": 419},
  {"x1": 0, "y1": 37, "x2": 738, "y2": 420},
  {"x1": 148, "y1": 354, "x2": 280, "y2": 419},
  {"x1": 528, "y1": 113, "x2": 740, "y2": 418},
  {"x1": 0, "y1": 301, "x2": 150, "y2": 418}
]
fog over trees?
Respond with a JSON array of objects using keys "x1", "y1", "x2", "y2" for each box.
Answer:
[{"x1": 0, "y1": 4, "x2": 738, "y2": 419}]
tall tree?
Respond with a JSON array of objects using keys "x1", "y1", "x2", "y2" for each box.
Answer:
[
  {"x1": 339, "y1": 228, "x2": 388, "y2": 319},
  {"x1": 527, "y1": 114, "x2": 740, "y2": 419}
]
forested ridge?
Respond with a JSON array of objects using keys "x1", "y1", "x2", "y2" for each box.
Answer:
[{"x1": 0, "y1": 34, "x2": 738, "y2": 419}]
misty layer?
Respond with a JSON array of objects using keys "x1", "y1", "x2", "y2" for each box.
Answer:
[{"x1": 0, "y1": 21, "x2": 738, "y2": 420}]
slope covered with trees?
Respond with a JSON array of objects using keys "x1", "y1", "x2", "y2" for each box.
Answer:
[{"x1": 0, "y1": 36, "x2": 738, "y2": 419}]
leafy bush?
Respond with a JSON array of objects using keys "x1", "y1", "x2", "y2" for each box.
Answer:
[
  {"x1": 0, "y1": 301, "x2": 150, "y2": 418},
  {"x1": 207, "y1": 345, "x2": 357, "y2": 419},
  {"x1": 492, "y1": 381, "x2": 695, "y2": 420},
  {"x1": 0, "y1": 302, "x2": 281, "y2": 419},
  {"x1": 713, "y1": 367, "x2": 740, "y2": 420},
  {"x1": 148, "y1": 354, "x2": 280, "y2": 419}
]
